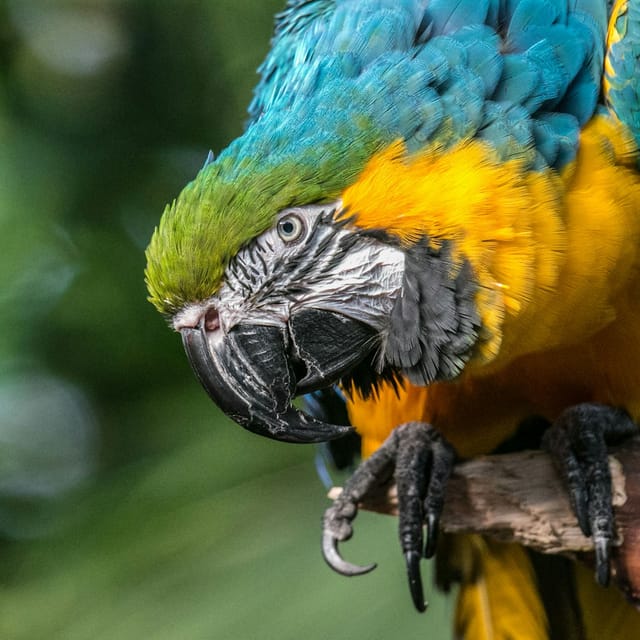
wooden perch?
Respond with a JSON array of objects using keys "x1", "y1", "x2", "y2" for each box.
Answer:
[{"x1": 329, "y1": 437, "x2": 640, "y2": 605}]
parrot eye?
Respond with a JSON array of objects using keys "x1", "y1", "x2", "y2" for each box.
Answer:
[{"x1": 277, "y1": 213, "x2": 305, "y2": 243}]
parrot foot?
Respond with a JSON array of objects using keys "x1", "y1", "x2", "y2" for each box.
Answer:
[
  {"x1": 322, "y1": 421, "x2": 455, "y2": 613},
  {"x1": 542, "y1": 403, "x2": 638, "y2": 586}
]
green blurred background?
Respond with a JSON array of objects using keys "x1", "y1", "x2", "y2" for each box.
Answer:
[{"x1": 0, "y1": 2, "x2": 453, "y2": 638}]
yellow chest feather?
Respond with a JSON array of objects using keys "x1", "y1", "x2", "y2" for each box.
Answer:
[{"x1": 343, "y1": 116, "x2": 640, "y2": 457}]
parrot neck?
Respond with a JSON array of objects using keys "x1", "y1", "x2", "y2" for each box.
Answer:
[{"x1": 341, "y1": 116, "x2": 640, "y2": 372}]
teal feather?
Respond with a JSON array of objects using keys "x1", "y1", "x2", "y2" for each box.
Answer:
[
  {"x1": 507, "y1": 0, "x2": 564, "y2": 37},
  {"x1": 531, "y1": 118, "x2": 561, "y2": 168},
  {"x1": 406, "y1": 89, "x2": 445, "y2": 151},
  {"x1": 567, "y1": 1, "x2": 608, "y2": 111},
  {"x1": 478, "y1": 102, "x2": 535, "y2": 164},
  {"x1": 449, "y1": 26, "x2": 503, "y2": 96},
  {"x1": 485, "y1": 0, "x2": 500, "y2": 29},
  {"x1": 425, "y1": 0, "x2": 491, "y2": 35},
  {"x1": 431, "y1": 69, "x2": 487, "y2": 146},
  {"x1": 558, "y1": 67, "x2": 600, "y2": 125},
  {"x1": 340, "y1": 10, "x2": 415, "y2": 62},
  {"x1": 518, "y1": 26, "x2": 588, "y2": 77},
  {"x1": 422, "y1": 35, "x2": 469, "y2": 72},
  {"x1": 411, "y1": 43, "x2": 451, "y2": 85},
  {"x1": 524, "y1": 40, "x2": 568, "y2": 109},
  {"x1": 248, "y1": 0, "x2": 334, "y2": 122},
  {"x1": 536, "y1": 112, "x2": 580, "y2": 167},
  {"x1": 492, "y1": 54, "x2": 542, "y2": 110}
]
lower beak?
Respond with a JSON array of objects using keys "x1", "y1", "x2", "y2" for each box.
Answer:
[{"x1": 180, "y1": 310, "x2": 372, "y2": 443}]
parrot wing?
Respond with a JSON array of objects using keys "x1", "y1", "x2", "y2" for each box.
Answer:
[
  {"x1": 248, "y1": 0, "x2": 337, "y2": 123},
  {"x1": 246, "y1": 0, "x2": 608, "y2": 169}
]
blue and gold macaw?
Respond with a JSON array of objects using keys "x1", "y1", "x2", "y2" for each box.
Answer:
[{"x1": 145, "y1": 0, "x2": 640, "y2": 636}]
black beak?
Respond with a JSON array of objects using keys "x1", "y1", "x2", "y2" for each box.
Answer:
[{"x1": 180, "y1": 309, "x2": 375, "y2": 444}]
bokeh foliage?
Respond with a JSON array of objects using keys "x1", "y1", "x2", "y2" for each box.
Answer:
[{"x1": 0, "y1": 1, "x2": 452, "y2": 637}]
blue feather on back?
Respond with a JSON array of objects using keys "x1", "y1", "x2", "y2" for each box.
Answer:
[{"x1": 236, "y1": 0, "x2": 611, "y2": 184}]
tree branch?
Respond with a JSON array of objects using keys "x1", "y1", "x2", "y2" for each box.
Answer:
[{"x1": 328, "y1": 436, "x2": 640, "y2": 605}]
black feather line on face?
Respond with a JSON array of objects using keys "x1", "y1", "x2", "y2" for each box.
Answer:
[
  {"x1": 226, "y1": 206, "x2": 398, "y2": 316},
  {"x1": 226, "y1": 207, "x2": 350, "y2": 300}
]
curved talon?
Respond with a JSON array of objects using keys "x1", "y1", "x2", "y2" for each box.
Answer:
[
  {"x1": 424, "y1": 511, "x2": 439, "y2": 559},
  {"x1": 572, "y1": 486, "x2": 591, "y2": 537},
  {"x1": 321, "y1": 530, "x2": 377, "y2": 576},
  {"x1": 405, "y1": 550, "x2": 427, "y2": 612},
  {"x1": 595, "y1": 538, "x2": 611, "y2": 586}
]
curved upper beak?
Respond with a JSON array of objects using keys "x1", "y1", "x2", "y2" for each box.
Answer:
[{"x1": 180, "y1": 309, "x2": 375, "y2": 444}]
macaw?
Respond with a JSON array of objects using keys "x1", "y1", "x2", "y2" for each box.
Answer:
[{"x1": 145, "y1": 0, "x2": 640, "y2": 637}]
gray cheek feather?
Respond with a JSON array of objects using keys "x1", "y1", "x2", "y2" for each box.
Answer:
[{"x1": 384, "y1": 240, "x2": 481, "y2": 386}]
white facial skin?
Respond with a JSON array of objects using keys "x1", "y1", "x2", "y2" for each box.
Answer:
[{"x1": 173, "y1": 202, "x2": 406, "y2": 356}]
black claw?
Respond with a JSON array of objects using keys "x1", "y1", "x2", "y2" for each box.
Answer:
[
  {"x1": 423, "y1": 436, "x2": 454, "y2": 559},
  {"x1": 405, "y1": 550, "x2": 427, "y2": 612},
  {"x1": 424, "y1": 511, "x2": 439, "y2": 559},
  {"x1": 594, "y1": 537, "x2": 610, "y2": 587},
  {"x1": 322, "y1": 530, "x2": 376, "y2": 576},
  {"x1": 570, "y1": 480, "x2": 591, "y2": 537}
]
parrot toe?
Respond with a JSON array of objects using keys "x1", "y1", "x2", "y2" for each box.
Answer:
[
  {"x1": 542, "y1": 403, "x2": 638, "y2": 586},
  {"x1": 322, "y1": 421, "x2": 455, "y2": 612}
]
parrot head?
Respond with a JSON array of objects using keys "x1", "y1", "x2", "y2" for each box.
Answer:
[
  {"x1": 143, "y1": 0, "x2": 566, "y2": 446},
  {"x1": 145, "y1": 147, "x2": 482, "y2": 444}
]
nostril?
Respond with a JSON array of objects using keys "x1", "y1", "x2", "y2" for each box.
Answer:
[{"x1": 205, "y1": 308, "x2": 220, "y2": 331}]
